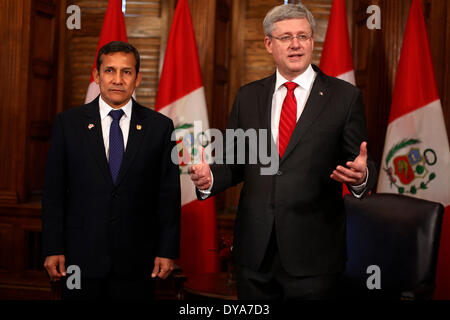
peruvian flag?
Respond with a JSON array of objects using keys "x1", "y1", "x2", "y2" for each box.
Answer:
[
  {"x1": 155, "y1": 0, "x2": 219, "y2": 276},
  {"x1": 320, "y1": 0, "x2": 355, "y2": 196},
  {"x1": 376, "y1": 0, "x2": 450, "y2": 299},
  {"x1": 85, "y1": 0, "x2": 128, "y2": 103}
]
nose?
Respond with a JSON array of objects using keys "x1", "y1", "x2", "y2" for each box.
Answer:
[
  {"x1": 289, "y1": 37, "x2": 302, "y2": 49},
  {"x1": 112, "y1": 72, "x2": 123, "y2": 85}
]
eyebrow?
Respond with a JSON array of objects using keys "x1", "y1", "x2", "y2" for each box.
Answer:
[{"x1": 103, "y1": 66, "x2": 133, "y2": 71}]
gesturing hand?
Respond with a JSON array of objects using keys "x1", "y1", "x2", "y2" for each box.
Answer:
[
  {"x1": 188, "y1": 149, "x2": 212, "y2": 190},
  {"x1": 331, "y1": 141, "x2": 368, "y2": 186}
]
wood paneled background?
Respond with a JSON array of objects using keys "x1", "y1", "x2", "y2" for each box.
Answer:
[{"x1": 0, "y1": 0, "x2": 449, "y2": 299}]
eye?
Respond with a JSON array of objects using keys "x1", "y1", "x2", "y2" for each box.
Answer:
[
  {"x1": 298, "y1": 35, "x2": 308, "y2": 41},
  {"x1": 280, "y1": 35, "x2": 292, "y2": 42}
]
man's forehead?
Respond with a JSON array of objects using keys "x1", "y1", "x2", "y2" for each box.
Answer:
[{"x1": 100, "y1": 52, "x2": 136, "y2": 65}]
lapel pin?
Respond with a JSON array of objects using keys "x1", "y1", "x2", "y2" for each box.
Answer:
[
  {"x1": 136, "y1": 125, "x2": 142, "y2": 131},
  {"x1": 88, "y1": 123, "x2": 95, "y2": 130},
  {"x1": 319, "y1": 91, "x2": 324, "y2": 96}
]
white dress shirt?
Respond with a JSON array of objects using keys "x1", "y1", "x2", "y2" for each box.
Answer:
[
  {"x1": 99, "y1": 96, "x2": 132, "y2": 162},
  {"x1": 271, "y1": 65, "x2": 316, "y2": 145}
]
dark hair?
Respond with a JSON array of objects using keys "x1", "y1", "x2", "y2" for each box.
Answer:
[{"x1": 96, "y1": 41, "x2": 140, "y2": 74}]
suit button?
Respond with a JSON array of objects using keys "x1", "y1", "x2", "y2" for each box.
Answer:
[
  {"x1": 111, "y1": 192, "x2": 118, "y2": 198},
  {"x1": 276, "y1": 170, "x2": 283, "y2": 176}
]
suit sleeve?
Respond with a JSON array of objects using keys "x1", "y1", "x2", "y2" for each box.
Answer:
[
  {"x1": 341, "y1": 89, "x2": 377, "y2": 196},
  {"x1": 42, "y1": 114, "x2": 67, "y2": 257},
  {"x1": 202, "y1": 89, "x2": 246, "y2": 199},
  {"x1": 156, "y1": 120, "x2": 181, "y2": 259}
]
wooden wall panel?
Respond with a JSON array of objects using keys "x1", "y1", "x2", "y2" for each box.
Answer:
[
  {"x1": 26, "y1": 0, "x2": 61, "y2": 195},
  {"x1": 0, "y1": 0, "x2": 31, "y2": 203},
  {"x1": 0, "y1": 0, "x2": 63, "y2": 203},
  {"x1": 0, "y1": 0, "x2": 65, "y2": 299},
  {"x1": 0, "y1": 223, "x2": 14, "y2": 273}
]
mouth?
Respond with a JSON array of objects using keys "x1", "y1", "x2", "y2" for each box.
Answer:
[
  {"x1": 287, "y1": 53, "x2": 304, "y2": 60},
  {"x1": 109, "y1": 89, "x2": 125, "y2": 93}
]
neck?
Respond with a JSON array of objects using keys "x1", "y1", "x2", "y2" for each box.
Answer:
[{"x1": 279, "y1": 64, "x2": 312, "y2": 81}]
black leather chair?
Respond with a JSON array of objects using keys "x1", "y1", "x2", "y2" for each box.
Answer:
[{"x1": 342, "y1": 193, "x2": 444, "y2": 299}]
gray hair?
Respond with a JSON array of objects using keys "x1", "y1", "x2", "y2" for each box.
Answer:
[{"x1": 263, "y1": 3, "x2": 316, "y2": 36}]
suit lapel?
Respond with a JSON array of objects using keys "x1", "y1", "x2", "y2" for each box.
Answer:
[
  {"x1": 258, "y1": 74, "x2": 277, "y2": 153},
  {"x1": 83, "y1": 97, "x2": 113, "y2": 184},
  {"x1": 281, "y1": 67, "x2": 331, "y2": 163},
  {"x1": 258, "y1": 73, "x2": 276, "y2": 130},
  {"x1": 114, "y1": 100, "x2": 147, "y2": 186}
]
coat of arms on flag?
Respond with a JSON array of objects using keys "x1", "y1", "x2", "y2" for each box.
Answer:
[
  {"x1": 174, "y1": 122, "x2": 211, "y2": 172},
  {"x1": 383, "y1": 138, "x2": 438, "y2": 195}
]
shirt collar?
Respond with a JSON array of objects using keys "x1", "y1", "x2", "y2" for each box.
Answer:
[
  {"x1": 99, "y1": 95, "x2": 133, "y2": 120},
  {"x1": 275, "y1": 64, "x2": 316, "y2": 91}
]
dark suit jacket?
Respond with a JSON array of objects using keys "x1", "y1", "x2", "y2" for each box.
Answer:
[
  {"x1": 204, "y1": 65, "x2": 377, "y2": 277},
  {"x1": 42, "y1": 97, "x2": 181, "y2": 279}
]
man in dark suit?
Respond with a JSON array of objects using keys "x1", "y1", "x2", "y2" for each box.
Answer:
[
  {"x1": 190, "y1": 4, "x2": 377, "y2": 299},
  {"x1": 42, "y1": 41, "x2": 181, "y2": 299}
]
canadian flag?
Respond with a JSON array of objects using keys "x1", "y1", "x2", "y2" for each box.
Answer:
[
  {"x1": 155, "y1": 0, "x2": 219, "y2": 276},
  {"x1": 376, "y1": 0, "x2": 450, "y2": 299},
  {"x1": 320, "y1": 0, "x2": 355, "y2": 86},
  {"x1": 85, "y1": 0, "x2": 128, "y2": 103},
  {"x1": 320, "y1": 0, "x2": 355, "y2": 196}
]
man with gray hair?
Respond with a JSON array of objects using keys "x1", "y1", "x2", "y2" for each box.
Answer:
[{"x1": 190, "y1": 3, "x2": 376, "y2": 299}]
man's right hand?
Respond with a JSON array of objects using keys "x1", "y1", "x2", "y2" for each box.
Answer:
[
  {"x1": 44, "y1": 255, "x2": 66, "y2": 282},
  {"x1": 188, "y1": 150, "x2": 212, "y2": 190}
]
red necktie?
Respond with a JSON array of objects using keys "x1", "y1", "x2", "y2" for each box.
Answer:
[{"x1": 278, "y1": 82, "x2": 298, "y2": 158}]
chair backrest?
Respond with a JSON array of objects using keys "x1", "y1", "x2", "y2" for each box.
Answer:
[{"x1": 343, "y1": 193, "x2": 444, "y2": 299}]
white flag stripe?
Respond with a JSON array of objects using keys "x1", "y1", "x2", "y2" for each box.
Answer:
[
  {"x1": 377, "y1": 99, "x2": 450, "y2": 206},
  {"x1": 159, "y1": 87, "x2": 210, "y2": 206},
  {"x1": 158, "y1": 87, "x2": 209, "y2": 125},
  {"x1": 336, "y1": 70, "x2": 356, "y2": 86},
  {"x1": 85, "y1": 82, "x2": 101, "y2": 104}
]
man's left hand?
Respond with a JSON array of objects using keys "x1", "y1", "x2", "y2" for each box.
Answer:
[
  {"x1": 151, "y1": 257, "x2": 174, "y2": 280},
  {"x1": 331, "y1": 141, "x2": 368, "y2": 186}
]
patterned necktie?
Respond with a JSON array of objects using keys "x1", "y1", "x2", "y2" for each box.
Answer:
[
  {"x1": 278, "y1": 81, "x2": 298, "y2": 158},
  {"x1": 109, "y1": 109, "x2": 125, "y2": 184}
]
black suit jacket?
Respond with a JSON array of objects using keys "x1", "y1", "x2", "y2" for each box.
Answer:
[
  {"x1": 204, "y1": 65, "x2": 377, "y2": 277},
  {"x1": 42, "y1": 97, "x2": 181, "y2": 278}
]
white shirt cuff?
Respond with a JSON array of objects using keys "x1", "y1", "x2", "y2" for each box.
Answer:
[
  {"x1": 348, "y1": 167, "x2": 369, "y2": 199},
  {"x1": 198, "y1": 170, "x2": 214, "y2": 200}
]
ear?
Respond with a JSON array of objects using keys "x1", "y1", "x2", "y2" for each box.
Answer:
[
  {"x1": 264, "y1": 36, "x2": 273, "y2": 54},
  {"x1": 134, "y1": 72, "x2": 143, "y2": 88},
  {"x1": 93, "y1": 68, "x2": 100, "y2": 85}
]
